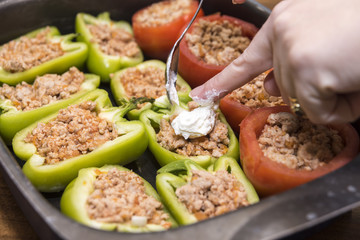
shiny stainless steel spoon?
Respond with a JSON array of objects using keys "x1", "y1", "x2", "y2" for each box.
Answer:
[{"x1": 165, "y1": 0, "x2": 204, "y2": 105}]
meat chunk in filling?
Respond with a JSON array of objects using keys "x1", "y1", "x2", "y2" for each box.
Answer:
[
  {"x1": 156, "y1": 111, "x2": 230, "y2": 158},
  {"x1": 185, "y1": 18, "x2": 251, "y2": 66},
  {"x1": 24, "y1": 101, "x2": 118, "y2": 164},
  {"x1": 228, "y1": 72, "x2": 284, "y2": 108},
  {"x1": 258, "y1": 112, "x2": 344, "y2": 170},
  {"x1": 88, "y1": 23, "x2": 140, "y2": 58},
  {"x1": 87, "y1": 168, "x2": 171, "y2": 229},
  {"x1": 0, "y1": 67, "x2": 85, "y2": 111},
  {"x1": 176, "y1": 169, "x2": 249, "y2": 220},
  {"x1": 0, "y1": 27, "x2": 64, "y2": 73}
]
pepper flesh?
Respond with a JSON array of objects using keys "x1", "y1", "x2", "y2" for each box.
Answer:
[
  {"x1": 75, "y1": 12, "x2": 143, "y2": 82},
  {"x1": 156, "y1": 157, "x2": 259, "y2": 225},
  {"x1": 139, "y1": 104, "x2": 239, "y2": 168},
  {"x1": 12, "y1": 89, "x2": 148, "y2": 192},
  {"x1": 110, "y1": 59, "x2": 191, "y2": 120},
  {"x1": 0, "y1": 26, "x2": 88, "y2": 85},
  {"x1": 60, "y1": 165, "x2": 177, "y2": 232},
  {"x1": 0, "y1": 73, "x2": 100, "y2": 145}
]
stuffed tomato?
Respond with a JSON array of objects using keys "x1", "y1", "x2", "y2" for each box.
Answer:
[
  {"x1": 132, "y1": 0, "x2": 204, "y2": 61},
  {"x1": 220, "y1": 70, "x2": 284, "y2": 135},
  {"x1": 178, "y1": 13, "x2": 258, "y2": 88},
  {"x1": 239, "y1": 106, "x2": 359, "y2": 197}
]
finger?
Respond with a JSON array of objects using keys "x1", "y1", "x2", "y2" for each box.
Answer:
[
  {"x1": 263, "y1": 70, "x2": 281, "y2": 96},
  {"x1": 300, "y1": 88, "x2": 360, "y2": 124},
  {"x1": 190, "y1": 16, "x2": 276, "y2": 101}
]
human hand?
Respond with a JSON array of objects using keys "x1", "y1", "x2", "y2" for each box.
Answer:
[{"x1": 190, "y1": 0, "x2": 360, "y2": 124}]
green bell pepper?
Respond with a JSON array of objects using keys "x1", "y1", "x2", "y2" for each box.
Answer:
[
  {"x1": 75, "y1": 12, "x2": 144, "y2": 82},
  {"x1": 61, "y1": 165, "x2": 177, "y2": 232},
  {"x1": 0, "y1": 26, "x2": 88, "y2": 85},
  {"x1": 110, "y1": 59, "x2": 192, "y2": 120},
  {"x1": 156, "y1": 157, "x2": 259, "y2": 225},
  {"x1": 0, "y1": 72, "x2": 100, "y2": 145},
  {"x1": 12, "y1": 89, "x2": 148, "y2": 192},
  {"x1": 139, "y1": 104, "x2": 239, "y2": 168}
]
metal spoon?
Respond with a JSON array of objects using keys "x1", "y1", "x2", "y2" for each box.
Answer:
[{"x1": 165, "y1": 0, "x2": 204, "y2": 105}]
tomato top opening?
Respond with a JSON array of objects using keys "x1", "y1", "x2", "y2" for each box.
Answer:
[
  {"x1": 132, "y1": 0, "x2": 204, "y2": 61},
  {"x1": 178, "y1": 13, "x2": 258, "y2": 88}
]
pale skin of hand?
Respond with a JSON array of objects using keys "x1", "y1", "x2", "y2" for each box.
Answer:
[{"x1": 190, "y1": 0, "x2": 360, "y2": 124}]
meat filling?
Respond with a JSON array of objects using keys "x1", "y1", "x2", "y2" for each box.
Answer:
[
  {"x1": 176, "y1": 169, "x2": 249, "y2": 220},
  {"x1": 88, "y1": 23, "x2": 140, "y2": 57},
  {"x1": 157, "y1": 102, "x2": 230, "y2": 158},
  {"x1": 258, "y1": 112, "x2": 344, "y2": 170},
  {"x1": 24, "y1": 101, "x2": 118, "y2": 164},
  {"x1": 0, "y1": 27, "x2": 64, "y2": 73},
  {"x1": 87, "y1": 168, "x2": 171, "y2": 229},
  {"x1": 135, "y1": 0, "x2": 193, "y2": 27},
  {"x1": 0, "y1": 67, "x2": 85, "y2": 111},
  {"x1": 120, "y1": 66, "x2": 166, "y2": 100},
  {"x1": 185, "y1": 18, "x2": 251, "y2": 65},
  {"x1": 228, "y1": 72, "x2": 284, "y2": 108}
]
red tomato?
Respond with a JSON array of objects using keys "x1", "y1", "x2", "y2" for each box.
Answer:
[
  {"x1": 178, "y1": 14, "x2": 258, "y2": 88},
  {"x1": 220, "y1": 94, "x2": 251, "y2": 135},
  {"x1": 132, "y1": 0, "x2": 204, "y2": 61},
  {"x1": 220, "y1": 70, "x2": 276, "y2": 135},
  {"x1": 239, "y1": 106, "x2": 360, "y2": 197}
]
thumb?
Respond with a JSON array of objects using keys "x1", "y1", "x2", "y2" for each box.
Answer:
[{"x1": 190, "y1": 16, "x2": 275, "y2": 101}]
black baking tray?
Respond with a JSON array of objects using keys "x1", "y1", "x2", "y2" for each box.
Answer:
[{"x1": 1, "y1": 0, "x2": 360, "y2": 239}]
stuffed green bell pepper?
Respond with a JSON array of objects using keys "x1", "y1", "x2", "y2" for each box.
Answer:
[
  {"x1": 75, "y1": 12, "x2": 143, "y2": 82},
  {"x1": 0, "y1": 26, "x2": 88, "y2": 85},
  {"x1": 61, "y1": 165, "x2": 177, "y2": 232},
  {"x1": 0, "y1": 67, "x2": 100, "y2": 145},
  {"x1": 12, "y1": 89, "x2": 148, "y2": 192},
  {"x1": 156, "y1": 157, "x2": 259, "y2": 225},
  {"x1": 110, "y1": 59, "x2": 191, "y2": 120},
  {"x1": 139, "y1": 101, "x2": 239, "y2": 168}
]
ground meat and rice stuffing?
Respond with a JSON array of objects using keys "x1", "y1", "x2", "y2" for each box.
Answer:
[
  {"x1": 119, "y1": 65, "x2": 185, "y2": 108},
  {"x1": 0, "y1": 67, "x2": 85, "y2": 111},
  {"x1": 0, "y1": 27, "x2": 64, "y2": 73},
  {"x1": 228, "y1": 72, "x2": 284, "y2": 108},
  {"x1": 120, "y1": 66, "x2": 166, "y2": 100},
  {"x1": 258, "y1": 112, "x2": 344, "y2": 170},
  {"x1": 176, "y1": 169, "x2": 249, "y2": 220},
  {"x1": 157, "y1": 102, "x2": 230, "y2": 158},
  {"x1": 135, "y1": 0, "x2": 193, "y2": 27},
  {"x1": 185, "y1": 18, "x2": 251, "y2": 66},
  {"x1": 87, "y1": 168, "x2": 171, "y2": 229},
  {"x1": 24, "y1": 101, "x2": 118, "y2": 164},
  {"x1": 88, "y1": 23, "x2": 140, "y2": 58}
]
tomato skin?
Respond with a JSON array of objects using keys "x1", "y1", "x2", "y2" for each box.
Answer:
[
  {"x1": 178, "y1": 14, "x2": 258, "y2": 88},
  {"x1": 220, "y1": 94, "x2": 252, "y2": 135},
  {"x1": 132, "y1": 1, "x2": 204, "y2": 61},
  {"x1": 239, "y1": 106, "x2": 360, "y2": 197}
]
